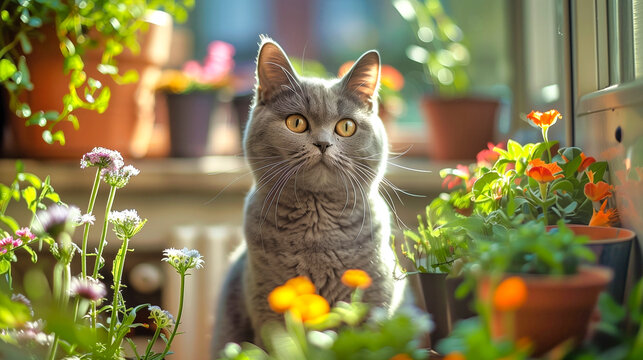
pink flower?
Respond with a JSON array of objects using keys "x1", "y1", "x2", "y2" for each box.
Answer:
[
  {"x1": 442, "y1": 164, "x2": 472, "y2": 190},
  {"x1": 477, "y1": 142, "x2": 505, "y2": 168},
  {"x1": 15, "y1": 227, "x2": 35, "y2": 240},
  {"x1": 0, "y1": 235, "x2": 21, "y2": 254},
  {"x1": 80, "y1": 147, "x2": 124, "y2": 171},
  {"x1": 69, "y1": 276, "x2": 107, "y2": 302},
  {"x1": 182, "y1": 60, "x2": 203, "y2": 78}
]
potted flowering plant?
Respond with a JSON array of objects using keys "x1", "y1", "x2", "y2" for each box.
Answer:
[
  {"x1": 218, "y1": 270, "x2": 432, "y2": 360},
  {"x1": 392, "y1": 0, "x2": 499, "y2": 160},
  {"x1": 0, "y1": 148, "x2": 204, "y2": 359},
  {"x1": 156, "y1": 40, "x2": 235, "y2": 157},
  {"x1": 465, "y1": 220, "x2": 612, "y2": 356},
  {"x1": 1, "y1": 0, "x2": 194, "y2": 158}
]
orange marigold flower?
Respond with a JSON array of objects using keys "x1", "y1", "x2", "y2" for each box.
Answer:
[
  {"x1": 443, "y1": 352, "x2": 466, "y2": 360},
  {"x1": 285, "y1": 276, "x2": 316, "y2": 295},
  {"x1": 289, "y1": 293, "x2": 330, "y2": 323},
  {"x1": 493, "y1": 276, "x2": 528, "y2": 312},
  {"x1": 584, "y1": 180, "x2": 613, "y2": 202},
  {"x1": 589, "y1": 200, "x2": 618, "y2": 227},
  {"x1": 389, "y1": 354, "x2": 414, "y2": 360},
  {"x1": 341, "y1": 269, "x2": 373, "y2": 289},
  {"x1": 526, "y1": 159, "x2": 564, "y2": 183},
  {"x1": 268, "y1": 285, "x2": 298, "y2": 313},
  {"x1": 527, "y1": 109, "x2": 561, "y2": 129},
  {"x1": 381, "y1": 65, "x2": 405, "y2": 91}
]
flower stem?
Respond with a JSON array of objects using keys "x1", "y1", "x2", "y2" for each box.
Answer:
[
  {"x1": 82, "y1": 168, "x2": 102, "y2": 278},
  {"x1": 542, "y1": 128, "x2": 552, "y2": 163},
  {"x1": 92, "y1": 186, "x2": 117, "y2": 279},
  {"x1": 143, "y1": 325, "x2": 162, "y2": 360},
  {"x1": 539, "y1": 182, "x2": 549, "y2": 226},
  {"x1": 108, "y1": 236, "x2": 130, "y2": 344},
  {"x1": 160, "y1": 274, "x2": 186, "y2": 358}
]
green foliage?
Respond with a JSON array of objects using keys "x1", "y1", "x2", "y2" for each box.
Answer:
[
  {"x1": 470, "y1": 220, "x2": 596, "y2": 276},
  {"x1": 392, "y1": 0, "x2": 470, "y2": 95},
  {"x1": 0, "y1": 0, "x2": 194, "y2": 144}
]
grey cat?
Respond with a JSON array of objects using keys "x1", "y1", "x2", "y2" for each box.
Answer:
[{"x1": 212, "y1": 37, "x2": 402, "y2": 355}]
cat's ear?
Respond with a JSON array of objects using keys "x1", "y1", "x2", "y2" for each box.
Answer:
[
  {"x1": 256, "y1": 38, "x2": 298, "y2": 103},
  {"x1": 339, "y1": 50, "x2": 380, "y2": 108}
]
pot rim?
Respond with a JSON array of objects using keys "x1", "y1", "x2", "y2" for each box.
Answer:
[
  {"x1": 546, "y1": 224, "x2": 636, "y2": 244},
  {"x1": 496, "y1": 265, "x2": 613, "y2": 289}
]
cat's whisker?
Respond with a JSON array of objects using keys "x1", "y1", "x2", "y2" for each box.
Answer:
[
  {"x1": 274, "y1": 162, "x2": 306, "y2": 228},
  {"x1": 345, "y1": 168, "x2": 370, "y2": 243}
]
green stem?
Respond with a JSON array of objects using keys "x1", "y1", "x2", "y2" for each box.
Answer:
[
  {"x1": 0, "y1": 35, "x2": 19, "y2": 59},
  {"x1": 539, "y1": 182, "x2": 549, "y2": 226},
  {"x1": 542, "y1": 128, "x2": 552, "y2": 163},
  {"x1": 48, "y1": 258, "x2": 71, "y2": 360},
  {"x1": 46, "y1": 334, "x2": 60, "y2": 360},
  {"x1": 92, "y1": 186, "x2": 117, "y2": 279},
  {"x1": 143, "y1": 325, "x2": 162, "y2": 360},
  {"x1": 82, "y1": 168, "x2": 102, "y2": 278},
  {"x1": 160, "y1": 274, "x2": 186, "y2": 358},
  {"x1": 107, "y1": 236, "x2": 130, "y2": 344}
]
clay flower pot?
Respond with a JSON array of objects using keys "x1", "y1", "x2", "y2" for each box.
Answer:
[
  {"x1": 479, "y1": 266, "x2": 613, "y2": 356},
  {"x1": 548, "y1": 225, "x2": 635, "y2": 303}
]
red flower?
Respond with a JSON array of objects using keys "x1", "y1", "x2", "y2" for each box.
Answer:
[
  {"x1": 578, "y1": 153, "x2": 596, "y2": 172},
  {"x1": 527, "y1": 109, "x2": 562, "y2": 129},
  {"x1": 476, "y1": 142, "x2": 505, "y2": 168},
  {"x1": 441, "y1": 164, "x2": 471, "y2": 190},
  {"x1": 584, "y1": 170, "x2": 613, "y2": 201},
  {"x1": 526, "y1": 159, "x2": 564, "y2": 183}
]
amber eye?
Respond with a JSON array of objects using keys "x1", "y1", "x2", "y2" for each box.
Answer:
[
  {"x1": 285, "y1": 114, "x2": 308, "y2": 133},
  {"x1": 335, "y1": 119, "x2": 357, "y2": 137}
]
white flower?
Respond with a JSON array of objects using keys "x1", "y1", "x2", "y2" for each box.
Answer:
[
  {"x1": 69, "y1": 276, "x2": 107, "y2": 302},
  {"x1": 74, "y1": 213, "x2": 96, "y2": 226},
  {"x1": 80, "y1": 147, "x2": 124, "y2": 171},
  {"x1": 148, "y1": 305, "x2": 175, "y2": 330},
  {"x1": 102, "y1": 164, "x2": 140, "y2": 188},
  {"x1": 162, "y1": 247, "x2": 204, "y2": 274},
  {"x1": 108, "y1": 209, "x2": 146, "y2": 240}
]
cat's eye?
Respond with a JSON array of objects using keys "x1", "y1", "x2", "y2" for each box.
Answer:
[
  {"x1": 285, "y1": 114, "x2": 308, "y2": 133},
  {"x1": 335, "y1": 119, "x2": 357, "y2": 137}
]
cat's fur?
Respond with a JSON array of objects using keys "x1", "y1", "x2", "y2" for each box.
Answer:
[{"x1": 212, "y1": 37, "x2": 400, "y2": 354}]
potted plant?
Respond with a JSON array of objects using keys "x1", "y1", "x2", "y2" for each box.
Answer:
[
  {"x1": 470, "y1": 220, "x2": 612, "y2": 356},
  {"x1": 156, "y1": 40, "x2": 235, "y2": 157},
  {"x1": 1, "y1": 0, "x2": 193, "y2": 158},
  {"x1": 392, "y1": 0, "x2": 500, "y2": 160}
]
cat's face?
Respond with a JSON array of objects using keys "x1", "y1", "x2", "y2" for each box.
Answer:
[{"x1": 244, "y1": 38, "x2": 388, "y2": 194}]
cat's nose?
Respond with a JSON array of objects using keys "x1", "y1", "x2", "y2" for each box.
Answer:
[{"x1": 313, "y1": 141, "x2": 332, "y2": 153}]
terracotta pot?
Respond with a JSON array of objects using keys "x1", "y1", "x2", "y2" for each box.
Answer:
[
  {"x1": 479, "y1": 266, "x2": 613, "y2": 356},
  {"x1": 8, "y1": 12, "x2": 173, "y2": 159},
  {"x1": 420, "y1": 96, "x2": 499, "y2": 160},
  {"x1": 411, "y1": 273, "x2": 475, "y2": 345},
  {"x1": 548, "y1": 225, "x2": 635, "y2": 304}
]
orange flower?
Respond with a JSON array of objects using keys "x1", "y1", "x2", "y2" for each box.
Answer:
[
  {"x1": 268, "y1": 285, "x2": 298, "y2": 313},
  {"x1": 285, "y1": 276, "x2": 316, "y2": 295},
  {"x1": 289, "y1": 293, "x2": 330, "y2": 323},
  {"x1": 584, "y1": 181, "x2": 613, "y2": 202},
  {"x1": 389, "y1": 354, "x2": 413, "y2": 360},
  {"x1": 589, "y1": 200, "x2": 618, "y2": 227},
  {"x1": 526, "y1": 159, "x2": 564, "y2": 183},
  {"x1": 493, "y1": 276, "x2": 528, "y2": 312},
  {"x1": 341, "y1": 269, "x2": 372, "y2": 289},
  {"x1": 381, "y1": 65, "x2": 405, "y2": 91},
  {"x1": 443, "y1": 352, "x2": 466, "y2": 360},
  {"x1": 578, "y1": 153, "x2": 596, "y2": 172},
  {"x1": 526, "y1": 109, "x2": 561, "y2": 129}
]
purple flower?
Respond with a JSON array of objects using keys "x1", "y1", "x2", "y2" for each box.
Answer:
[
  {"x1": 0, "y1": 235, "x2": 20, "y2": 254},
  {"x1": 35, "y1": 204, "x2": 78, "y2": 238},
  {"x1": 15, "y1": 227, "x2": 35, "y2": 240},
  {"x1": 80, "y1": 147, "x2": 124, "y2": 172},
  {"x1": 102, "y1": 164, "x2": 140, "y2": 189},
  {"x1": 69, "y1": 276, "x2": 107, "y2": 301}
]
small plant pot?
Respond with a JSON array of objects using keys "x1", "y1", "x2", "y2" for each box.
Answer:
[
  {"x1": 420, "y1": 96, "x2": 499, "y2": 160},
  {"x1": 548, "y1": 225, "x2": 635, "y2": 304},
  {"x1": 479, "y1": 266, "x2": 613, "y2": 356},
  {"x1": 411, "y1": 273, "x2": 475, "y2": 345},
  {"x1": 166, "y1": 91, "x2": 219, "y2": 157}
]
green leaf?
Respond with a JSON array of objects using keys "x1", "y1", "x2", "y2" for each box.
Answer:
[
  {"x1": 115, "y1": 69, "x2": 139, "y2": 84},
  {"x1": 587, "y1": 161, "x2": 608, "y2": 182},
  {"x1": 1, "y1": 10, "x2": 9, "y2": 21},
  {"x1": 23, "y1": 245, "x2": 38, "y2": 263},
  {"x1": 52, "y1": 130, "x2": 65, "y2": 145},
  {"x1": 95, "y1": 87, "x2": 111, "y2": 113},
  {"x1": 63, "y1": 54, "x2": 84, "y2": 73},
  {"x1": 28, "y1": 17, "x2": 42, "y2": 27},
  {"x1": 42, "y1": 130, "x2": 53, "y2": 144},
  {"x1": 27, "y1": 111, "x2": 47, "y2": 127},
  {"x1": 15, "y1": 160, "x2": 24, "y2": 174},
  {"x1": 22, "y1": 186, "x2": 37, "y2": 213},
  {"x1": 472, "y1": 171, "x2": 500, "y2": 197},
  {"x1": 22, "y1": 173, "x2": 42, "y2": 189},
  {"x1": 550, "y1": 179, "x2": 574, "y2": 193},
  {"x1": 17, "y1": 32, "x2": 32, "y2": 54},
  {"x1": 0, "y1": 215, "x2": 19, "y2": 232},
  {"x1": 70, "y1": 70, "x2": 87, "y2": 87},
  {"x1": 17, "y1": 56, "x2": 32, "y2": 90},
  {"x1": 16, "y1": 103, "x2": 31, "y2": 118},
  {"x1": 0, "y1": 59, "x2": 17, "y2": 81},
  {"x1": 46, "y1": 192, "x2": 61, "y2": 203},
  {"x1": 44, "y1": 111, "x2": 59, "y2": 120},
  {"x1": 67, "y1": 114, "x2": 79, "y2": 130},
  {"x1": 0, "y1": 259, "x2": 9, "y2": 274},
  {"x1": 97, "y1": 64, "x2": 118, "y2": 75}
]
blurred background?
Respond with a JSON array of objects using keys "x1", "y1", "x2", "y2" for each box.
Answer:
[{"x1": 1, "y1": 0, "x2": 641, "y2": 359}]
